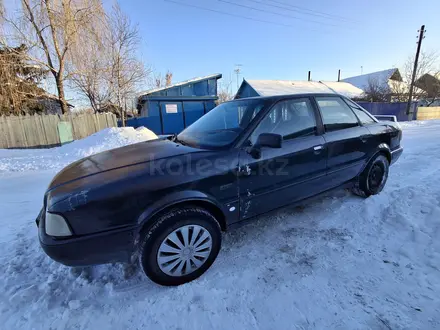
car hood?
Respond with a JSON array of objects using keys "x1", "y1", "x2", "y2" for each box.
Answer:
[{"x1": 48, "y1": 138, "x2": 202, "y2": 190}]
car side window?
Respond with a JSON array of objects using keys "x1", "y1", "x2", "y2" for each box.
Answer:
[
  {"x1": 343, "y1": 99, "x2": 377, "y2": 125},
  {"x1": 316, "y1": 97, "x2": 359, "y2": 132},
  {"x1": 352, "y1": 108, "x2": 376, "y2": 125},
  {"x1": 250, "y1": 98, "x2": 316, "y2": 145}
]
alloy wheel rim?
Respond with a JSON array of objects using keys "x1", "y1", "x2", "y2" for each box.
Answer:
[
  {"x1": 157, "y1": 225, "x2": 212, "y2": 277},
  {"x1": 368, "y1": 163, "x2": 384, "y2": 189}
]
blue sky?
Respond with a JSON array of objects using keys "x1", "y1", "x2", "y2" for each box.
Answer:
[
  {"x1": 116, "y1": 0, "x2": 440, "y2": 91},
  {"x1": 5, "y1": 0, "x2": 440, "y2": 97}
]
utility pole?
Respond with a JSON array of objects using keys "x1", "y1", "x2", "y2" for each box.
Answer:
[
  {"x1": 234, "y1": 64, "x2": 242, "y2": 90},
  {"x1": 337, "y1": 69, "x2": 341, "y2": 82},
  {"x1": 229, "y1": 71, "x2": 233, "y2": 96},
  {"x1": 406, "y1": 25, "x2": 426, "y2": 116},
  {"x1": 308, "y1": 71, "x2": 311, "y2": 81}
]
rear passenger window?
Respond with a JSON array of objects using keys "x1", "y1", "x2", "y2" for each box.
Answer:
[
  {"x1": 316, "y1": 97, "x2": 359, "y2": 132},
  {"x1": 352, "y1": 108, "x2": 376, "y2": 125},
  {"x1": 343, "y1": 99, "x2": 376, "y2": 125}
]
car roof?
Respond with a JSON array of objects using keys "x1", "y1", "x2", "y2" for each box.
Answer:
[{"x1": 231, "y1": 93, "x2": 346, "y2": 102}]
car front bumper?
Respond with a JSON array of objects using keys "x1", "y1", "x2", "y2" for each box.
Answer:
[
  {"x1": 390, "y1": 147, "x2": 403, "y2": 165},
  {"x1": 37, "y1": 209, "x2": 137, "y2": 266}
]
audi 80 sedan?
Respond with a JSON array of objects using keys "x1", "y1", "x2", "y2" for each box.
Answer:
[{"x1": 37, "y1": 93, "x2": 403, "y2": 286}]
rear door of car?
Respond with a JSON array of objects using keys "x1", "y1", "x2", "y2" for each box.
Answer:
[
  {"x1": 314, "y1": 96, "x2": 372, "y2": 186},
  {"x1": 237, "y1": 97, "x2": 328, "y2": 220},
  {"x1": 344, "y1": 98, "x2": 401, "y2": 154}
]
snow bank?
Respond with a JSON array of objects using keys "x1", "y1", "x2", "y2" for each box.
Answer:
[
  {"x1": 399, "y1": 119, "x2": 440, "y2": 129},
  {"x1": 0, "y1": 126, "x2": 157, "y2": 173},
  {"x1": 59, "y1": 126, "x2": 157, "y2": 158}
]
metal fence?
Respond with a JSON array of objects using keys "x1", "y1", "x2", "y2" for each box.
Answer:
[
  {"x1": 357, "y1": 102, "x2": 418, "y2": 121},
  {"x1": 0, "y1": 112, "x2": 117, "y2": 149}
]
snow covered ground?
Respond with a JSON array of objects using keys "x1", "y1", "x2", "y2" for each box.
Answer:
[{"x1": 1, "y1": 122, "x2": 440, "y2": 329}]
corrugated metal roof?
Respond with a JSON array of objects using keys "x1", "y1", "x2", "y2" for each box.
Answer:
[
  {"x1": 244, "y1": 79, "x2": 364, "y2": 98},
  {"x1": 341, "y1": 69, "x2": 400, "y2": 91},
  {"x1": 138, "y1": 73, "x2": 222, "y2": 96}
]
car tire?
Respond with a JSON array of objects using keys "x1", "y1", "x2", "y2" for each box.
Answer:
[
  {"x1": 139, "y1": 206, "x2": 221, "y2": 286},
  {"x1": 352, "y1": 154, "x2": 389, "y2": 198}
]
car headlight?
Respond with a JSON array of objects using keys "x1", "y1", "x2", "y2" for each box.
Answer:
[{"x1": 45, "y1": 212, "x2": 72, "y2": 237}]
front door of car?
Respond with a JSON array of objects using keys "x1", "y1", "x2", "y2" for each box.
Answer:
[
  {"x1": 314, "y1": 96, "x2": 372, "y2": 186},
  {"x1": 238, "y1": 97, "x2": 327, "y2": 220}
]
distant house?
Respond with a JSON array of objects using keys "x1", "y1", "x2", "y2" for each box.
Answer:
[
  {"x1": 37, "y1": 94, "x2": 74, "y2": 115},
  {"x1": 342, "y1": 68, "x2": 417, "y2": 101},
  {"x1": 342, "y1": 68, "x2": 403, "y2": 94},
  {"x1": 343, "y1": 69, "x2": 438, "y2": 102},
  {"x1": 235, "y1": 79, "x2": 364, "y2": 99},
  {"x1": 415, "y1": 73, "x2": 440, "y2": 99},
  {"x1": 416, "y1": 73, "x2": 440, "y2": 106}
]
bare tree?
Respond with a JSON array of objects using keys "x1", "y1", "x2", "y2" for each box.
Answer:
[
  {"x1": 165, "y1": 71, "x2": 173, "y2": 87},
  {"x1": 67, "y1": 2, "x2": 149, "y2": 117},
  {"x1": 3, "y1": 0, "x2": 103, "y2": 113},
  {"x1": 388, "y1": 79, "x2": 408, "y2": 102},
  {"x1": 217, "y1": 78, "x2": 234, "y2": 104},
  {"x1": 67, "y1": 3, "x2": 110, "y2": 112},
  {"x1": 68, "y1": 51, "x2": 111, "y2": 112},
  {"x1": 391, "y1": 51, "x2": 440, "y2": 104},
  {"x1": 403, "y1": 51, "x2": 438, "y2": 89},
  {"x1": 107, "y1": 3, "x2": 147, "y2": 124},
  {"x1": 152, "y1": 70, "x2": 173, "y2": 88},
  {"x1": 362, "y1": 77, "x2": 390, "y2": 102},
  {"x1": 0, "y1": 0, "x2": 4, "y2": 25}
]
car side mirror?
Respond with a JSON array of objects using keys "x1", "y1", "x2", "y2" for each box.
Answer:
[{"x1": 247, "y1": 133, "x2": 282, "y2": 159}]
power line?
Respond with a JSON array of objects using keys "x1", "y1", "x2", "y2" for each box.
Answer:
[
  {"x1": 245, "y1": 0, "x2": 355, "y2": 23},
  {"x1": 218, "y1": 0, "x2": 341, "y2": 27},
  {"x1": 265, "y1": 0, "x2": 356, "y2": 22},
  {"x1": 163, "y1": 0, "x2": 308, "y2": 28}
]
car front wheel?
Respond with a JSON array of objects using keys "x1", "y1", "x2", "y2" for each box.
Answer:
[{"x1": 139, "y1": 206, "x2": 221, "y2": 286}]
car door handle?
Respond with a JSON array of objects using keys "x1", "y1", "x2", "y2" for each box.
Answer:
[
  {"x1": 359, "y1": 135, "x2": 369, "y2": 143},
  {"x1": 313, "y1": 145, "x2": 323, "y2": 154}
]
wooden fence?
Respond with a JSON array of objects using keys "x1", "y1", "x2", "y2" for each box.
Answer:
[
  {"x1": 417, "y1": 107, "x2": 440, "y2": 120},
  {"x1": 0, "y1": 112, "x2": 117, "y2": 149}
]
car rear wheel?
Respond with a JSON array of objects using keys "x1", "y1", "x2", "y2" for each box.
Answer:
[
  {"x1": 352, "y1": 154, "x2": 389, "y2": 198},
  {"x1": 139, "y1": 206, "x2": 221, "y2": 286}
]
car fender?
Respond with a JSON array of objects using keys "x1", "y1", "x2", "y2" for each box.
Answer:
[
  {"x1": 359, "y1": 143, "x2": 391, "y2": 174},
  {"x1": 375, "y1": 143, "x2": 392, "y2": 161},
  {"x1": 136, "y1": 190, "x2": 228, "y2": 232}
]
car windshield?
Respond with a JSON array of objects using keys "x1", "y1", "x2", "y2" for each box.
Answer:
[{"x1": 177, "y1": 99, "x2": 270, "y2": 149}]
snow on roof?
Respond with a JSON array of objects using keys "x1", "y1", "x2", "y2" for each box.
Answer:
[
  {"x1": 342, "y1": 69, "x2": 400, "y2": 91},
  {"x1": 138, "y1": 73, "x2": 222, "y2": 96},
  {"x1": 319, "y1": 81, "x2": 364, "y2": 98},
  {"x1": 245, "y1": 80, "x2": 364, "y2": 98}
]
